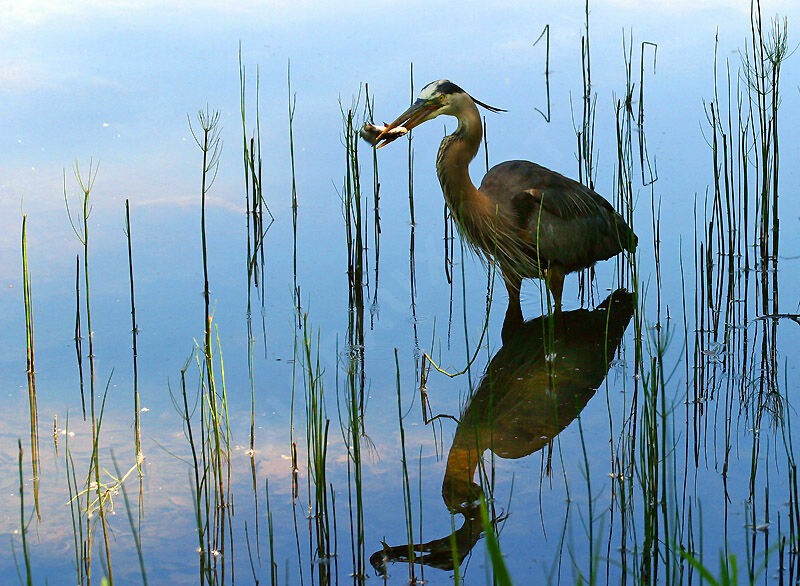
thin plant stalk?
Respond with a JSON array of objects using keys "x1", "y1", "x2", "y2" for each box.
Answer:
[
  {"x1": 21, "y1": 215, "x2": 40, "y2": 520},
  {"x1": 112, "y1": 453, "x2": 148, "y2": 585},
  {"x1": 394, "y1": 349, "x2": 415, "y2": 582},
  {"x1": 125, "y1": 200, "x2": 143, "y2": 468},
  {"x1": 65, "y1": 160, "x2": 114, "y2": 583},
  {"x1": 17, "y1": 439, "x2": 33, "y2": 586}
]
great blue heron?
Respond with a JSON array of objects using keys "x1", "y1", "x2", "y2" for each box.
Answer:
[{"x1": 370, "y1": 80, "x2": 637, "y2": 335}]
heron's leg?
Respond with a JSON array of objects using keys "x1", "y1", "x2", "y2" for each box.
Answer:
[
  {"x1": 545, "y1": 266, "x2": 564, "y2": 311},
  {"x1": 502, "y1": 274, "x2": 523, "y2": 343}
]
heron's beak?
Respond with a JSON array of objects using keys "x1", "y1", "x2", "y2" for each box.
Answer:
[{"x1": 376, "y1": 98, "x2": 438, "y2": 148}]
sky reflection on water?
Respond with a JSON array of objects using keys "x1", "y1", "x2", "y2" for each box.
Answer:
[{"x1": 2, "y1": 0, "x2": 800, "y2": 584}]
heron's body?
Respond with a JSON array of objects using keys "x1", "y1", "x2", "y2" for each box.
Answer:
[{"x1": 374, "y1": 80, "x2": 637, "y2": 335}]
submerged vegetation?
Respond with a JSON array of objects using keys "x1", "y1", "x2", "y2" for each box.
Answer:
[{"x1": 5, "y1": 1, "x2": 800, "y2": 584}]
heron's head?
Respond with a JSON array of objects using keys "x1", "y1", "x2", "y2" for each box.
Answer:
[{"x1": 376, "y1": 79, "x2": 504, "y2": 147}]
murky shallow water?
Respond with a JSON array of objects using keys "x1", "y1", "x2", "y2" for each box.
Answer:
[{"x1": 3, "y1": 1, "x2": 800, "y2": 584}]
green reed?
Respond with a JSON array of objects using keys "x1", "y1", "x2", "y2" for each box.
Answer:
[
  {"x1": 341, "y1": 98, "x2": 367, "y2": 382},
  {"x1": 406, "y1": 65, "x2": 422, "y2": 347},
  {"x1": 74, "y1": 254, "x2": 86, "y2": 419},
  {"x1": 364, "y1": 84, "x2": 382, "y2": 319},
  {"x1": 288, "y1": 61, "x2": 301, "y2": 326},
  {"x1": 124, "y1": 200, "x2": 143, "y2": 468},
  {"x1": 21, "y1": 215, "x2": 40, "y2": 520},
  {"x1": 174, "y1": 356, "x2": 213, "y2": 585},
  {"x1": 266, "y1": 479, "x2": 278, "y2": 585},
  {"x1": 112, "y1": 453, "x2": 148, "y2": 585},
  {"x1": 696, "y1": 4, "x2": 789, "y2": 540},
  {"x1": 444, "y1": 200, "x2": 456, "y2": 335},
  {"x1": 480, "y1": 496, "x2": 512, "y2": 586},
  {"x1": 606, "y1": 28, "x2": 692, "y2": 586},
  {"x1": 17, "y1": 439, "x2": 33, "y2": 586},
  {"x1": 576, "y1": 0, "x2": 596, "y2": 191},
  {"x1": 246, "y1": 456, "x2": 262, "y2": 580},
  {"x1": 394, "y1": 349, "x2": 416, "y2": 582},
  {"x1": 341, "y1": 114, "x2": 368, "y2": 580},
  {"x1": 65, "y1": 160, "x2": 115, "y2": 584},
  {"x1": 533, "y1": 24, "x2": 551, "y2": 123},
  {"x1": 779, "y1": 366, "x2": 800, "y2": 566},
  {"x1": 289, "y1": 317, "x2": 304, "y2": 585},
  {"x1": 609, "y1": 29, "x2": 645, "y2": 534},
  {"x1": 612, "y1": 32, "x2": 644, "y2": 299},
  {"x1": 189, "y1": 107, "x2": 221, "y2": 378},
  {"x1": 188, "y1": 107, "x2": 235, "y2": 583},
  {"x1": 63, "y1": 415, "x2": 85, "y2": 584},
  {"x1": 571, "y1": 3, "x2": 600, "y2": 306},
  {"x1": 239, "y1": 51, "x2": 273, "y2": 470},
  {"x1": 449, "y1": 513, "x2": 462, "y2": 586},
  {"x1": 637, "y1": 42, "x2": 658, "y2": 186},
  {"x1": 240, "y1": 44, "x2": 274, "y2": 301},
  {"x1": 239, "y1": 50, "x2": 271, "y2": 569},
  {"x1": 341, "y1": 92, "x2": 381, "y2": 579},
  {"x1": 407, "y1": 63, "x2": 416, "y2": 225},
  {"x1": 244, "y1": 521, "x2": 258, "y2": 584},
  {"x1": 211, "y1": 328, "x2": 235, "y2": 578},
  {"x1": 175, "y1": 331, "x2": 235, "y2": 585},
  {"x1": 301, "y1": 314, "x2": 332, "y2": 580},
  {"x1": 619, "y1": 7, "x2": 797, "y2": 581},
  {"x1": 239, "y1": 47, "x2": 273, "y2": 457}
]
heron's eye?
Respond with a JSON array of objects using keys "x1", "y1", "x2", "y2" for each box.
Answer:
[{"x1": 438, "y1": 94, "x2": 445, "y2": 102}]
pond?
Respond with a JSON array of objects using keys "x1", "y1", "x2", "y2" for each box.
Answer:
[{"x1": 2, "y1": 0, "x2": 800, "y2": 584}]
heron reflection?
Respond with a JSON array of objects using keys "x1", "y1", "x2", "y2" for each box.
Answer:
[{"x1": 371, "y1": 289, "x2": 635, "y2": 576}]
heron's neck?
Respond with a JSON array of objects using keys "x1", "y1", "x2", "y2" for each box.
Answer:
[
  {"x1": 436, "y1": 100, "x2": 489, "y2": 217},
  {"x1": 443, "y1": 430, "x2": 483, "y2": 502}
]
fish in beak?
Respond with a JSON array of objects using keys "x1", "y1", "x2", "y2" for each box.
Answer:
[
  {"x1": 359, "y1": 123, "x2": 407, "y2": 147},
  {"x1": 373, "y1": 98, "x2": 439, "y2": 148}
]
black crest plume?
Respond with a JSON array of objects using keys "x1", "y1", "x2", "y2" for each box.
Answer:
[{"x1": 470, "y1": 95, "x2": 506, "y2": 113}]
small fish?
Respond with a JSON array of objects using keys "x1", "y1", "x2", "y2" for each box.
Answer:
[{"x1": 359, "y1": 123, "x2": 408, "y2": 147}]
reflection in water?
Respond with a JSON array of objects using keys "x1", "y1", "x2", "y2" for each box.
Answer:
[{"x1": 371, "y1": 289, "x2": 635, "y2": 576}]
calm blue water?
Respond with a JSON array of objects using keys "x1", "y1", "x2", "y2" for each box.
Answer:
[{"x1": 2, "y1": 1, "x2": 800, "y2": 583}]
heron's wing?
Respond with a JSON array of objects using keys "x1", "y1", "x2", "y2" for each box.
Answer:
[
  {"x1": 479, "y1": 161, "x2": 636, "y2": 270},
  {"x1": 514, "y1": 186, "x2": 606, "y2": 228},
  {"x1": 519, "y1": 187, "x2": 636, "y2": 265},
  {"x1": 480, "y1": 160, "x2": 617, "y2": 218},
  {"x1": 515, "y1": 171, "x2": 613, "y2": 219}
]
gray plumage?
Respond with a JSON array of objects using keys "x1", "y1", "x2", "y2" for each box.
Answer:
[{"x1": 477, "y1": 160, "x2": 636, "y2": 275}]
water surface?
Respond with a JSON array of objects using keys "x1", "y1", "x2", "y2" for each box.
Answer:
[{"x1": 2, "y1": 1, "x2": 800, "y2": 584}]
